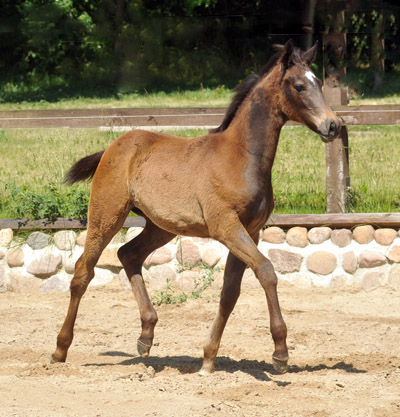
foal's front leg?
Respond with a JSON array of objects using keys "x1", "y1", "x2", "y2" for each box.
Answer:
[{"x1": 207, "y1": 218, "x2": 288, "y2": 374}]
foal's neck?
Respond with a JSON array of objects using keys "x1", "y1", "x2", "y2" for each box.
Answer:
[
  {"x1": 248, "y1": 87, "x2": 285, "y2": 166},
  {"x1": 230, "y1": 78, "x2": 286, "y2": 178}
]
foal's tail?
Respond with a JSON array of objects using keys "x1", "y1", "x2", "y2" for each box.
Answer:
[{"x1": 64, "y1": 151, "x2": 105, "y2": 185}]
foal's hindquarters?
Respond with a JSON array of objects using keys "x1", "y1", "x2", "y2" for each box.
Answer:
[{"x1": 51, "y1": 134, "x2": 176, "y2": 363}]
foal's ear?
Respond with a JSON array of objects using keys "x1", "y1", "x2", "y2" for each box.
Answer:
[
  {"x1": 302, "y1": 41, "x2": 318, "y2": 65},
  {"x1": 281, "y1": 39, "x2": 300, "y2": 70}
]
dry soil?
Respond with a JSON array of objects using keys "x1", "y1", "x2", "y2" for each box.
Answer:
[{"x1": 0, "y1": 280, "x2": 399, "y2": 417}]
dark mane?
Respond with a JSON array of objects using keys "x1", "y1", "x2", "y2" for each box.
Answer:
[{"x1": 210, "y1": 50, "x2": 283, "y2": 133}]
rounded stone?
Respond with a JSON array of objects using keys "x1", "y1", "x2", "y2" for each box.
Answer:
[
  {"x1": 97, "y1": 247, "x2": 122, "y2": 269},
  {"x1": 0, "y1": 265, "x2": 6, "y2": 292},
  {"x1": 307, "y1": 227, "x2": 332, "y2": 244},
  {"x1": 241, "y1": 269, "x2": 261, "y2": 289},
  {"x1": 76, "y1": 230, "x2": 87, "y2": 246},
  {"x1": 27, "y1": 253, "x2": 62, "y2": 278},
  {"x1": 118, "y1": 269, "x2": 132, "y2": 291},
  {"x1": 387, "y1": 245, "x2": 400, "y2": 263},
  {"x1": 329, "y1": 275, "x2": 347, "y2": 289},
  {"x1": 359, "y1": 251, "x2": 386, "y2": 268},
  {"x1": 176, "y1": 239, "x2": 201, "y2": 267},
  {"x1": 201, "y1": 247, "x2": 222, "y2": 268},
  {"x1": 40, "y1": 273, "x2": 71, "y2": 293},
  {"x1": 262, "y1": 227, "x2": 286, "y2": 244},
  {"x1": 27, "y1": 232, "x2": 51, "y2": 250},
  {"x1": 374, "y1": 228, "x2": 397, "y2": 246},
  {"x1": 64, "y1": 247, "x2": 83, "y2": 274},
  {"x1": 362, "y1": 271, "x2": 384, "y2": 291},
  {"x1": 0, "y1": 228, "x2": 13, "y2": 247},
  {"x1": 144, "y1": 246, "x2": 173, "y2": 269},
  {"x1": 342, "y1": 251, "x2": 357, "y2": 274},
  {"x1": 6, "y1": 247, "x2": 24, "y2": 267},
  {"x1": 176, "y1": 270, "x2": 199, "y2": 292},
  {"x1": 90, "y1": 268, "x2": 114, "y2": 286},
  {"x1": 306, "y1": 251, "x2": 337, "y2": 275},
  {"x1": 126, "y1": 227, "x2": 143, "y2": 242},
  {"x1": 286, "y1": 227, "x2": 308, "y2": 248},
  {"x1": 388, "y1": 264, "x2": 400, "y2": 290},
  {"x1": 110, "y1": 231, "x2": 125, "y2": 245},
  {"x1": 353, "y1": 225, "x2": 375, "y2": 245},
  {"x1": 331, "y1": 229, "x2": 352, "y2": 248},
  {"x1": 148, "y1": 265, "x2": 176, "y2": 290},
  {"x1": 9, "y1": 270, "x2": 42, "y2": 292},
  {"x1": 54, "y1": 230, "x2": 77, "y2": 251},
  {"x1": 268, "y1": 249, "x2": 303, "y2": 274}
]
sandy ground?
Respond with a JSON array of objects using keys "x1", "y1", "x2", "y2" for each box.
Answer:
[{"x1": 0, "y1": 280, "x2": 399, "y2": 417}]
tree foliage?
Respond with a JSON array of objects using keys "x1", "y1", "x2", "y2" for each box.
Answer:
[{"x1": 0, "y1": 0, "x2": 399, "y2": 102}]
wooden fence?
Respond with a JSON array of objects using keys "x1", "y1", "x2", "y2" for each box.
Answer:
[
  {"x1": 1, "y1": 104, "x2": 400, "y2": 229},
  {"x1": 1, "y1": 105, "x2": 400, "y2": 129},
  {"x1": 2, "y1": 213, "x2": 400, "y2": 231}
]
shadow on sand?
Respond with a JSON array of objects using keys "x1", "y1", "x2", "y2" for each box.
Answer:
[{"x1": 82, "y1": 350, "x2": 366, "y2": 384}]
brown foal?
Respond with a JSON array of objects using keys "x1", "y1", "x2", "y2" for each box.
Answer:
[{"x1": 51, "y1": 40, "x2": 341, "y2": 374}]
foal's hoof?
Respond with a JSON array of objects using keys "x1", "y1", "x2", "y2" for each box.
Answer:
[
  {"x1": 272, "y1": 356, "x2": 288, "y2": 374},
  {"x1": 50, "y1": 353, "x2": 65, "y2": 364},
  {"x1": 137, "y1": 339, "x2": 152, "y2": 358},
  {"x1": 198, "y1": 366, "x2": 214, "y2": 376}
]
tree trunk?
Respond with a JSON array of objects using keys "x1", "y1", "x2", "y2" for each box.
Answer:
[{"x1": 301, "y1": 0, "x2": 317, "y2": 50}]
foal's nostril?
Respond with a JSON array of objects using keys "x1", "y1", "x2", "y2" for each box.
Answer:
[{"x1": 329, "y1": 121, "x2": 336, "y2": 137}]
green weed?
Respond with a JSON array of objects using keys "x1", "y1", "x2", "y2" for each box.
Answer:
[
  {"x1": 151, "y1": 279, "x2": 188, "y2": 306},
  {"x1": 151, "y1": 264, "x2": 219, "y2": 306}
]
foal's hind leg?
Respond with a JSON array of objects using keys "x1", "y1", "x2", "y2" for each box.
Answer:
[
  {"x1": 117, "y1": 220, "x2": 175, "y2": 358},
  {"x1": 51, "y1": 188, "x2": 131, "y2": 363},
  {"x1": 200, "y1": 251, "x2": 247, "y2": 375}
]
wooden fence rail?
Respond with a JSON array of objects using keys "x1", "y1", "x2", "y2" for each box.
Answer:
[
  {"x1": 2, "y1": 213, "x2": 400, "y2": 230},
  {"x1": 1, "y1": 105, "x2": 400, "y2": 129}
]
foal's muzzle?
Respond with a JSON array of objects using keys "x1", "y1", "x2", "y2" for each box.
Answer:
[{"x1": 318, "y1": 118, "x2": 342, "y2": 143}]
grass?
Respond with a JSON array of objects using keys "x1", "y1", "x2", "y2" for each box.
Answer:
[
  {"x1": 0, "y1": 87, "x2": 233, "y2": 111},
  {"x1": 1, "y1": 125, "x2": 399, "y2": 218},
  {"x1": 2, "y1": 85, "x2": 400, "y2": 111}
]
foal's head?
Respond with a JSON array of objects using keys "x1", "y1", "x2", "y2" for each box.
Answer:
[{"x1": 274, "y1": 40, "x2": 341, "y2": 142}]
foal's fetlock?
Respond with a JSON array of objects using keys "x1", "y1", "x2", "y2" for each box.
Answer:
[
  {"x1": 199, "y1": 361, "x2": 214, "y2": 376},
  {"x1": 137, "y1": 338, "x2": 152, "y2": 358}
]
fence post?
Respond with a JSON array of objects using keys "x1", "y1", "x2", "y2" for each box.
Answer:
[
  {"x1": 322, "y1": 9, "x2": 349, "y2": 213},
  {"x1": 325, "y1": 125, "x2": 349, "y2": 213}
]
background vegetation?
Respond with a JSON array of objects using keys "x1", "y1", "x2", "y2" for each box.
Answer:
[{"x1": 1, "y1": 0, "x2": 399, "y2": 103}]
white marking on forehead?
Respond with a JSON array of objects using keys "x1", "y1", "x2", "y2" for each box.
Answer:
[{"x1": 305, "y1": 70, "x2": 316, "y2": 83}]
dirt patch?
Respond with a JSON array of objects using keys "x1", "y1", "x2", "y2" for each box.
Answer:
[{"x1": 1, "y1": 281, "x2": 399, "y2": 417}]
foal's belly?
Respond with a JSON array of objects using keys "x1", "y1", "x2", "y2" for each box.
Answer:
[{"x1": 130, "y1": 185, "x2": 210, "y2": 238}]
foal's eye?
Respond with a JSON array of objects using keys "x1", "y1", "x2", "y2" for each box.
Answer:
[{"x1": 294, "y1": 84, "x2": 305, "y2": 93}]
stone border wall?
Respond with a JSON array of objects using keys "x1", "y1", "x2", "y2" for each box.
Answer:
[{"x1": 0, "y1": 225, "x2": 400, "y2": 294}]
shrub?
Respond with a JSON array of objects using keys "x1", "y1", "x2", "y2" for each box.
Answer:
[{"x1": 4, "y1": 183, "x2": 89, "y2": 220}]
